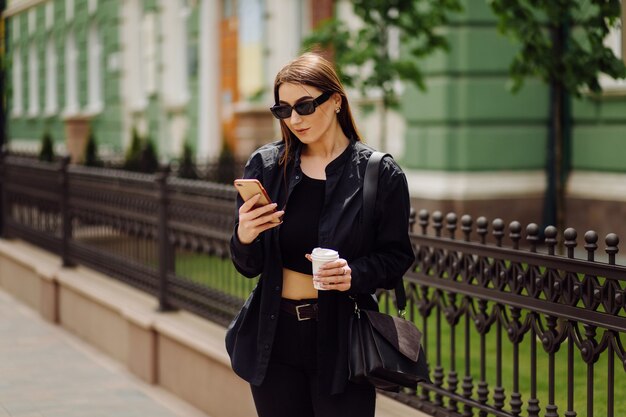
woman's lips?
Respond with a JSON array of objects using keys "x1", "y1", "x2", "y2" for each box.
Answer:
[{"x1": 295, "y1": 127, "x2": 310, "y2": 134}]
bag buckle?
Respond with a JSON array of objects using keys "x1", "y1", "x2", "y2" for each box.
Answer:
[{"x1": 296, "y1": 304, "x2": 312, "y2": 321}]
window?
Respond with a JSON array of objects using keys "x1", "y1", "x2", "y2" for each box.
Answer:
[
  {"x1": 620, "y1": 1, "x2": 626, "y2": 64},
  {"x1": 122, "y1": 0, "x2": 146, "y2": 111},
  {"x1": 238, "y1": 0, "x2": 265, "y2": 100},
  {"x1": 45, "y1": 38, "x2": 58, "y2": 114},
  {"x1": 46, "y1": 2, "x2": 54, "y2": 30},
  {"x1": 12, "y1": 15, "x2": 20, "y2": 41},
  {"x1": 87, "y1": 23, "x2": 103, "y2": 112},
  {"x1": 88, "y1": 0, "x2": 98, "y2": 15},
  {"x1": 600, "y1": 4, "x2": 626, "y2": 91},
  {"x1": 28, "y1": 44, "x2": 39, "y2": 116},
  {"x1": 12, "y1": 48, "x2": 23, "y2": 116},
  {"x1": 28, "y1": 8, "x2": 36, "y2": 35},
  {"x1": 160, "y1": 0, "x2": 189, "y2": 108},
  {"x1": 64, "y1": 31, "x2": 79, "y2": 114},
  {"x1": 142, "y1": 12, "x2": 157, "y2": 95},
  {"x1": 66, "y1": 0, "x2": 74, "y2": 21}
]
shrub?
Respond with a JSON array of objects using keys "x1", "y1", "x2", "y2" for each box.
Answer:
[
  {"x1": 84, "y1": 130, "x2": 102, "y2": 167},
  {"x1": 178, "y1": 142, "x2": 199, "y2": 180},
  {"x1": 124, "y1": 127, "x2": 143, "y2": 171},
  {"x1": 216, "y1": 142, "x2": 236, "y2": 184},
  {"x1": 140, "y1": 137, "x2": 159, "y2": 174},
  {"x1": 39, "y1": 131, "x2": 54, "y2": 162}
]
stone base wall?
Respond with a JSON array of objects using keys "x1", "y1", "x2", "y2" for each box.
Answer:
[
  {"x1": 565, "y1": 198, "x2": 626, "y2": 244},
  {"x1": 411, "y1": 197, "x2": 544, "y2": 244},
  {"x1": 0, "y1": 238, "x2": 428, "y2": 417},
  {"x1": 0, "y1": 239, "x2": 255, "y2": 417}
]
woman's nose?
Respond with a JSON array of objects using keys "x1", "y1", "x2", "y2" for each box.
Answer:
[{"x1": 290, "y1": 110, "x2": 302, "y2": 124}]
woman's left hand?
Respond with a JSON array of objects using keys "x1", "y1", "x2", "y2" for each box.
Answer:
[{"x1": 306, "y1": 255, "x2": 352, "y2": 291}]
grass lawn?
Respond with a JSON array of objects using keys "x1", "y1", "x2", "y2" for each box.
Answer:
[
  {"x1": 174, "y1": 251, "x2": 258, "y2": 298},
  {"x1": 388, "y1": 292, "x2": 626, "y2": 417},
  {"x1": 175, "y1": 251, "x2": 625, "y2": 416}
]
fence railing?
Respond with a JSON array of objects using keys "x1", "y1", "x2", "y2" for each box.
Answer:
[
  {"x1": 1, "y1": 155, "x2": 249, "y2": 325},
  {"x1": 2, "y1": 155, "x2": 625, "y2": 417}
]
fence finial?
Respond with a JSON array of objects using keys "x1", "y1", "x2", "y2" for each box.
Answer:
[
  {"x1": 509, "y1": 221, "x2": 521, "y2": 250},
  {"x1": 492, "y1": 218, "x2": 504, "y2": 247},
  {"x1": 544, "y1": 226, "x2": 557, "y2": 256},
  {"x1": 605, "y1": 233, "x2": 619, "y2": 265},
  {"x1": 461, "y1": 215, "x2": 472, "y2": 242},
  {"x1": 432, "y1": 211, "x2": 443, "y2": 237},
  {"x1": 418, "y1": 209, "x2": 429, "y2": 235},
  {"x1": 476, "y1": 217, "x2": 488, "y2": 245},
  {"x1": 525, "y1": 223, "x2": 538, "y2": 253},
  {"x1": 584, "y1": 231, "x2": 598, "y2": 262},
  {"x1": 564, "y1": 228, "x2": 577, "y2": 259},
  {"x1": 446, "y1": 212, "x2": 457, "y2": 239}
]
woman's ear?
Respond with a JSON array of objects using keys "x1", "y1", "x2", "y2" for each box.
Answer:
[{"x1": 332, "y1": 92, "x2": 343, "y2": 108}]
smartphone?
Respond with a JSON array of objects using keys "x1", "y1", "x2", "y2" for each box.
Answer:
[{"x1": 234, "y1": 179, "x2": 281, "y2": 223}]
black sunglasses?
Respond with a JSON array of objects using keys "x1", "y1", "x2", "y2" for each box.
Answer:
[{"x1": 270, "y1": 91, "x2": 332, "y2": 119}]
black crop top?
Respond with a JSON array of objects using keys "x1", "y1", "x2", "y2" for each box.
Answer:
[{"x1": 279, "y1": 173, "x2": 325, "y2": 274}]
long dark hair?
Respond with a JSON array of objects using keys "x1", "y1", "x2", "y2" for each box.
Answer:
[{"x1": 273, "y1": 52, "x2": 361, "y2": 168}]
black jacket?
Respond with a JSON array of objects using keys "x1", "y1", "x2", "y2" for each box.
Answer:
[{"x1": 226, "y1": 138, "x2": 415, "y2": 395}]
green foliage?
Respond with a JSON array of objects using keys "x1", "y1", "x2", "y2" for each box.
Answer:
[
  {"x1": 140, "y1": 138, "x2": 159, "y2": 174},
  {"x1": 302, "y1": 0, "x2": 463, "y2": 108},
  {"x1": 488, "y1": 0, "x2": 626, "y2": 95},
  {"x1": 124, "y1": 128, "x2": 159, "y2": 173},
  {"x1": 216, "y1": 142, "x2": 236, "y2": 184},
  {"x1": 84, "y1": 130, "x2": 102, "y2": 167},
  {"x1": 124, "y1": 127, "x2": 143, "y2": 171},
  {"x1": 178, "y1": 142, "x2": 199, "y2": 180},
  {"x1": 39, "y1": 131, "x2": 54, "y2": 162}
]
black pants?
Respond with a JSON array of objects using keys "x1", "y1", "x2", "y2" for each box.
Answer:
[{"x1": 250, "y1": 304, "x2": 375, "y2": 417}]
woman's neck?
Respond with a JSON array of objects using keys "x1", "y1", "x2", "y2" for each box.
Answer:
[{"x1": 303, "y1": 131, "x2": 350, "y2": 161}]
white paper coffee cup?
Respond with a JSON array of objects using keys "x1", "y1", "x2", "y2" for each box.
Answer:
[{"x1": 311, "y1": 247, "x2": 339, "y2": 290}]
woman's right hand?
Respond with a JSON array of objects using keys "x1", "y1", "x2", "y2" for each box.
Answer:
[{"x1": 237, "y1": 194, "x2": 285, "y2": 244}]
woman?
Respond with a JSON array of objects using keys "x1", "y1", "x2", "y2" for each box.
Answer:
[{"x1": 226, "y1": 52, "x2": 415, "y2": 417}]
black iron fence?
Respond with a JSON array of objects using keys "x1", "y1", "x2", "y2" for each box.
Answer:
[
  {"x1": 1, "y1": 155, "x2": 248, "y2": 324},
  {"x1": 2, "y1": 154, "x2": 625, "y2": 417}
]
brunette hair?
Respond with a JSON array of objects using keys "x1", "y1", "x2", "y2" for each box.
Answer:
[{"x1": 273, "y1": 52, "x2": 361, "y2": 167}]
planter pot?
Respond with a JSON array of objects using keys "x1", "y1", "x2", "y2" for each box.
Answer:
[{"x1": 64, "y1": 115, "x2": 92, "y2": 164}]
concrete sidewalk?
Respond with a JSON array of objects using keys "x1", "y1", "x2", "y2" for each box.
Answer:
[{"x1": 0, "y1": 289, "x2": 211, "y2": 417}]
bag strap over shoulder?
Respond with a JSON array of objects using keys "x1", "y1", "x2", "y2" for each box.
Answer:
[{"x1": 363, "y1": 151, "x2": 408, "y2": 316}]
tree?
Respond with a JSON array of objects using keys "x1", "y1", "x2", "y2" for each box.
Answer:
[
  {"x1": 489, "y1": 0, "x2": 626, "y2": 235},
  {"x1": 39, "y1": 131, "x2": 54, "y2": 162},
  {"x1": 178, "y1": 142, "x2": 199, "y2": 180},
  {"x1": 216, "y1": 142, "x2": 236, "y2": 184},
  {"x1": 84, "y1": 130, "x2": 102, "y2": 167},
  {"x1": 140, "y1": 137, "x2": 159, "y2": 174},
  {"x1": 303, "y1": 0, "x2": 462, "y2": 151},
  {"x1": 124, "y1": 127, "x2": 143, "y2": 171},
  {"x1": 123, "y1": 128, "x2": 160, "y2": 173}
]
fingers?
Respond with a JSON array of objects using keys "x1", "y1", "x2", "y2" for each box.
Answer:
[
  {"x1": 240, "y1": 193, "x2": 262, "y2": 212},
  {"x1": 237, "y1": 197, "x2": 284, "y2": 244},
  {"x1": 239, "y1": 195, "x2": 279, "y2": 218},
  {"x1": 313, "y1": 259, "x2": 351, "y2": 292}
]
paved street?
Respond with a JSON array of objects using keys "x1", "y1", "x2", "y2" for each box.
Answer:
[{"x1": 0, "y1": 290, "x2": 210, "y2": 417}]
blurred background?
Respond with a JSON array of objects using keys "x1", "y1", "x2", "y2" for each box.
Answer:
[
  {"x1": 1, "y1": 0, "x2": 625, "y2": 238},
  {"x1": 1, "y1": 3, "x2": 625, "y2": 416}
]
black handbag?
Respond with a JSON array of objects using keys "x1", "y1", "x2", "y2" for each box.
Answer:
[{"x1": 348, "y1": 151, "x2": 430, "y2": 392}]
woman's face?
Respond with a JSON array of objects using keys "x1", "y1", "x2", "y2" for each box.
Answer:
[{"x1": 277, "y1": 83, "x2": 340, "y2": 146}]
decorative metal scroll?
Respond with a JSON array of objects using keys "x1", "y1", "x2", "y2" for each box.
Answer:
[
  {"x1": 3, "y1": 155, "x2": 626, "y2": 415},
  {"x1": 1, "y1": 156, "x2": 245, "y2": 325},
  {"x1": 388, "y1": 210, "x2": 626, "y2": 417}
]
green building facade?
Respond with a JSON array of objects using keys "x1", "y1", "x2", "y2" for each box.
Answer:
[
  {"x1": 4, "y1": 0, "x2": 625, "y2": 238},
  {"x1": 5, "y1": 0, "x2": 221, "y2": 162},
  {"x1": 398, "y1": 1, "x2": 626, "y2": 240},
  {"x1": 7, "y1": 0, "x2": 122, "y2": 155}
]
